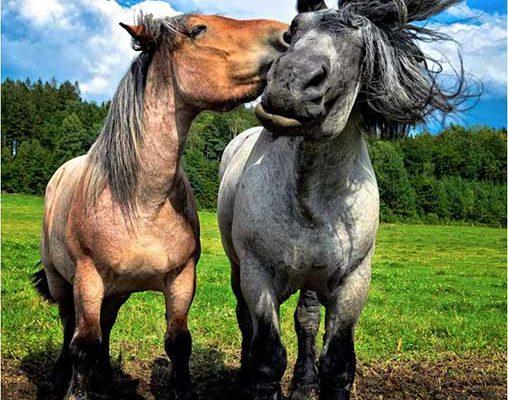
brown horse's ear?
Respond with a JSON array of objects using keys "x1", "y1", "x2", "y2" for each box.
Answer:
[
  {"x1": 119, "y1": 22, "x2": 153, "y2": 52},
  {"x1": 297, "y1": 0, "x2": 328, "y2": 13}
]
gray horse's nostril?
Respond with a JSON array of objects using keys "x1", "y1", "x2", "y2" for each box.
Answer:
[{"x1": 303, "y1": 66, "x2": 328, "y2": 91}]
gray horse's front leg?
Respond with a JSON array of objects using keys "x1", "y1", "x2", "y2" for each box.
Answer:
[
  {"x1": 241, "y1": 260, "x2": 287, "y2": 400},
  {"x1": 319, "y1": 255, "x2": 371, "y2": 400},
  {"x1": 231, "y1": 261, "x2": 253, "y2": 386},
  {"x1": 290, "y1": 289, "x2": 321, "y2": 400}
]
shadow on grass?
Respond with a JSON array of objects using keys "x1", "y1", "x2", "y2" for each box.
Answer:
[
  {"x1": 7, "y1": 344, "x2": 506, "y2": 399},
  {"x1": 15, "y1": 343, "x2": 245, "y2": 400},
  {"x1": 150, "y1": 344, "x2": 245, "y2": 400},
  {"x1": 18, "y1": 345, "x2": 145, "y2": 400}
]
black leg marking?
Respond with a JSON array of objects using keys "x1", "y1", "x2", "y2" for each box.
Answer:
[
  {"x1": 95, "y1": 294, "x2": 130, "y2": 383},
  {"x1": 165, "y1": 329, "x2": 192, "y2": 400},
  {"x1": 231, "y1": 264, "x2": 253, "y2": 385},
  {"x1": 291, "y1": 290, "x2": 321, "y2": 400},
  {"x1": 319, "y1": 329, "x2": 355, "y2": 400},
  {"x1": 66, "y1": 333, "x2": 101, "y2": 400},
  {"x1": 249, "y1": 318, "x2": 287, "y2": 400},
  {"x1": 52, "y1": 300, "x2": 75, "y2": 390}
]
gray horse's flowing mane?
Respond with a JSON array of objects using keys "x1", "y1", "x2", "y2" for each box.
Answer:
[
  {"x1": 335, "y1": 0, "x2": 479, "y2": 138},
  {"x1": 87, "y1": 13, "x2": 188, "y2": 216}
]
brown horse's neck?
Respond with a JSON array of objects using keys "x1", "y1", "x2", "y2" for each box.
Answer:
[{"x1": 137, "y1": 50, "x2": 196, "y2": 210}]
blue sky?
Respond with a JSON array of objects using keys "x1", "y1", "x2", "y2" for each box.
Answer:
[{"x1": 2, "y1": 0, "x2": 507, "y2": 130}]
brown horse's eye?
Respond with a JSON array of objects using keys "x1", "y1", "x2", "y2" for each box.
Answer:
[
  {"x1": 283, "y1": 31, "x2": 292, "y2": 45},
  {"x1": 189, "y1": 25, "x2": 207, "y2": 38}
]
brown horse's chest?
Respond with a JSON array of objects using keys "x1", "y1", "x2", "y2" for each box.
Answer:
[{"x1": 71, "y1": 200, "x2": 197, "y2": 292}]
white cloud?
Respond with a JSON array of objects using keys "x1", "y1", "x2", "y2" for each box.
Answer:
[
  {"x1": 15, "y1": 0, "x2": 71, "y2": 28},
  {"x1": 421, "y1": 11, "x2": 507, "y2": 98},
  {"x1": 178, "y1": 0, "x2": 337, "y2": 22},
  {"x1": 3, "y1": 0, "x2": 179, "y2": 99},
  {"x1": 3, "y1": 0, "x2": 506, "y2": 102},
  {"x1": 443, "y1": 2, "x2": 479, "y2": 19}
]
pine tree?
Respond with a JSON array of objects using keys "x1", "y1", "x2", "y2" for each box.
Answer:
[{"x1": 53, "y1": 113, "x2": 88, "y2": 166}]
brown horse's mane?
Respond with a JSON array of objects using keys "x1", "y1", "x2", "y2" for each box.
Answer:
[{"x1": 86, "y1": 13, "x2": 188, "y2": 216}]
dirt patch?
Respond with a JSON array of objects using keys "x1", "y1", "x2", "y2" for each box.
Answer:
[{"x1": 2, "y1": 350, "x2": 505, "y2": 399}]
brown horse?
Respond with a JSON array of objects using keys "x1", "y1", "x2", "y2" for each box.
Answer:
[{"x1": 34, "y1": 13, "x2": 287, "y2": 400}]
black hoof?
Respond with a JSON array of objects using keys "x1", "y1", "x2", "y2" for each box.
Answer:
[
  {"x1": 64, "y1": 388, "x2": 91, "y2": 400},
  {"x1": 169, "y1": 386, "x2": 192, "y2": 400},
  {"x1": 93, "y1": 362, "x2": 113, "y2": 386},
  {"x1": 49, "y1": 366, "x2": 72, "y2": 392},
  {"x1": 237, "y1": 365, "x2": 251, "y2": 386},
  {"x1": 290, "y1": 384, "x2": 319, "y2": 400},
  {"x1": 318, "y1": 387, "x2": 350, "y2": 400},
  {"x1": 252, "y1": 383, "x2": 282, "y2": 400}
]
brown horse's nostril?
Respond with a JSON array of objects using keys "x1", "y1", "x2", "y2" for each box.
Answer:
[
  {"x1": 274, "y1": 31, "x2": 290, "y2": 51},
  {"x1": 282, "y1": 31, "x2": 292, "y2": 46}
]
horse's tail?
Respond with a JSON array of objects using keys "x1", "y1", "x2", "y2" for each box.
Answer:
[{"x1": 31, "y1": 262, "x2": 56, "y2": 304}]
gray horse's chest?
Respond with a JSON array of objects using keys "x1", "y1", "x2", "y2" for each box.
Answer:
[{"x1": 232, "y1": 140, "x2": 377, "y2": 282}]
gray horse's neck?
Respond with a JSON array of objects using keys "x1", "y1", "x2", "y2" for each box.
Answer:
[
  {"x1": 297, "y1": 113, "x2": 367, "y2": 220},
  {"x1": 137, "y1": 53, "x2": 196, "y2": 210}
]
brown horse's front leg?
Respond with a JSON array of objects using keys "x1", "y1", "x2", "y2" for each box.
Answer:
[
  {"x1": 164, "y1": 258, "x2": 196, "y2": 400},
  {"x1": 94, "y1": 294, "x2": 130, "y2": 384},
  {"x1": 65, "y1": 258, "x2": 104, "y2": 400}
]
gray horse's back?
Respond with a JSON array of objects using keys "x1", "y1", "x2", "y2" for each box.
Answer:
[
  {"x1": 218, "y1": 126, "x2": 264, "y2": 264},
  {"x1": 219, "y1": 126, "x2": 263, "y2": 180}
]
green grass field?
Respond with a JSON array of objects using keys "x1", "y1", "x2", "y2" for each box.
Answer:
[{"x1": 2, "y1": 193, "x2": 506, "y2": 398}]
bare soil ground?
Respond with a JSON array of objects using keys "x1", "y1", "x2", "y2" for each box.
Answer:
[{"x1": 2, "y1": 350, "x2": 505, "y2": 400}]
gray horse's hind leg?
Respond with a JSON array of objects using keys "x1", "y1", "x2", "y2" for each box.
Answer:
[
  {"x1": 290, "y1": 289, "x2": 321, "y2": 400},
  {"x1": 318, "y1": 255, "x2": 371, "y2": 400},
  {"x1": 231, "y1": 262, "x2": 253, "y2": 385},
  {"x1": 241, "y1": 260, "x2": 287, "y2": 400}
]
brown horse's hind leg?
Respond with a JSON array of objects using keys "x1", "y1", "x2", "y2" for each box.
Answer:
[
  {"x1": 45, "y1": 267, "x2": 75, "y2": 390},
  {"x1": 94, "y1": 294, "x2": 130, "y2": 383},
  {"x1": 231, "y1": 261, "x2": 253, "y2": 385},
  {"x1": 164, "y1": 258, "x2": 196, "y2": 400},
  {"x1": 290, "y1": 289, "x2": 321, "y2": 400},
  {"x1": 66, "y1": 258, "x2": 104, "y2": 400}
]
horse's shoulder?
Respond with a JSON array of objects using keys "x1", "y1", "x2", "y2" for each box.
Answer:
[
  {"x1": 45, "y1": 155, "x2": 88, "y2": 204},
  {"x1": 219, "y1": 126, "x2": 264, "y2": 180}
]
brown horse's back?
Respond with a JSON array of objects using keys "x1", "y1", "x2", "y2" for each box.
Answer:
[{"x1": 41, "y1": 154, "x2": 88, "y2": 287}]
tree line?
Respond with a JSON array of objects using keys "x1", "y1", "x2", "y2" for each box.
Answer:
[{"x1": 2, "y1": 78, "x2": 506, "y2": 226}]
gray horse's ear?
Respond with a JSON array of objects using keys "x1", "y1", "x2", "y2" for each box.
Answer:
[{"x1": 297, "y1": 0, "x2": 328, "y2": 13}]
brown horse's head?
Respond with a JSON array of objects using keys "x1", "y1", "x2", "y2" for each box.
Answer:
[{"x1": 121, "y1": 14, "x2": 288, "y2": 111}]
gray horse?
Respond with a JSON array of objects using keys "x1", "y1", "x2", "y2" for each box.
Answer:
[{"x1": 218, "y1": 0, "x2": 472, "y2": 399}]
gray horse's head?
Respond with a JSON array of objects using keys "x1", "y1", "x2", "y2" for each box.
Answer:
[{"x1": 256, "y1": 0, "x2": 477, "y2": 139}]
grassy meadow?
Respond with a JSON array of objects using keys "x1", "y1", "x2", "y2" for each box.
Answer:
[{"x1": 1, "y1": 193, "x2": 506, "y2": 398}]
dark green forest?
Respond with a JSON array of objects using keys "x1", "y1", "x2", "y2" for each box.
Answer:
[{"x1": 2, "y1": 78, "x2": 506, "y2": 226}]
